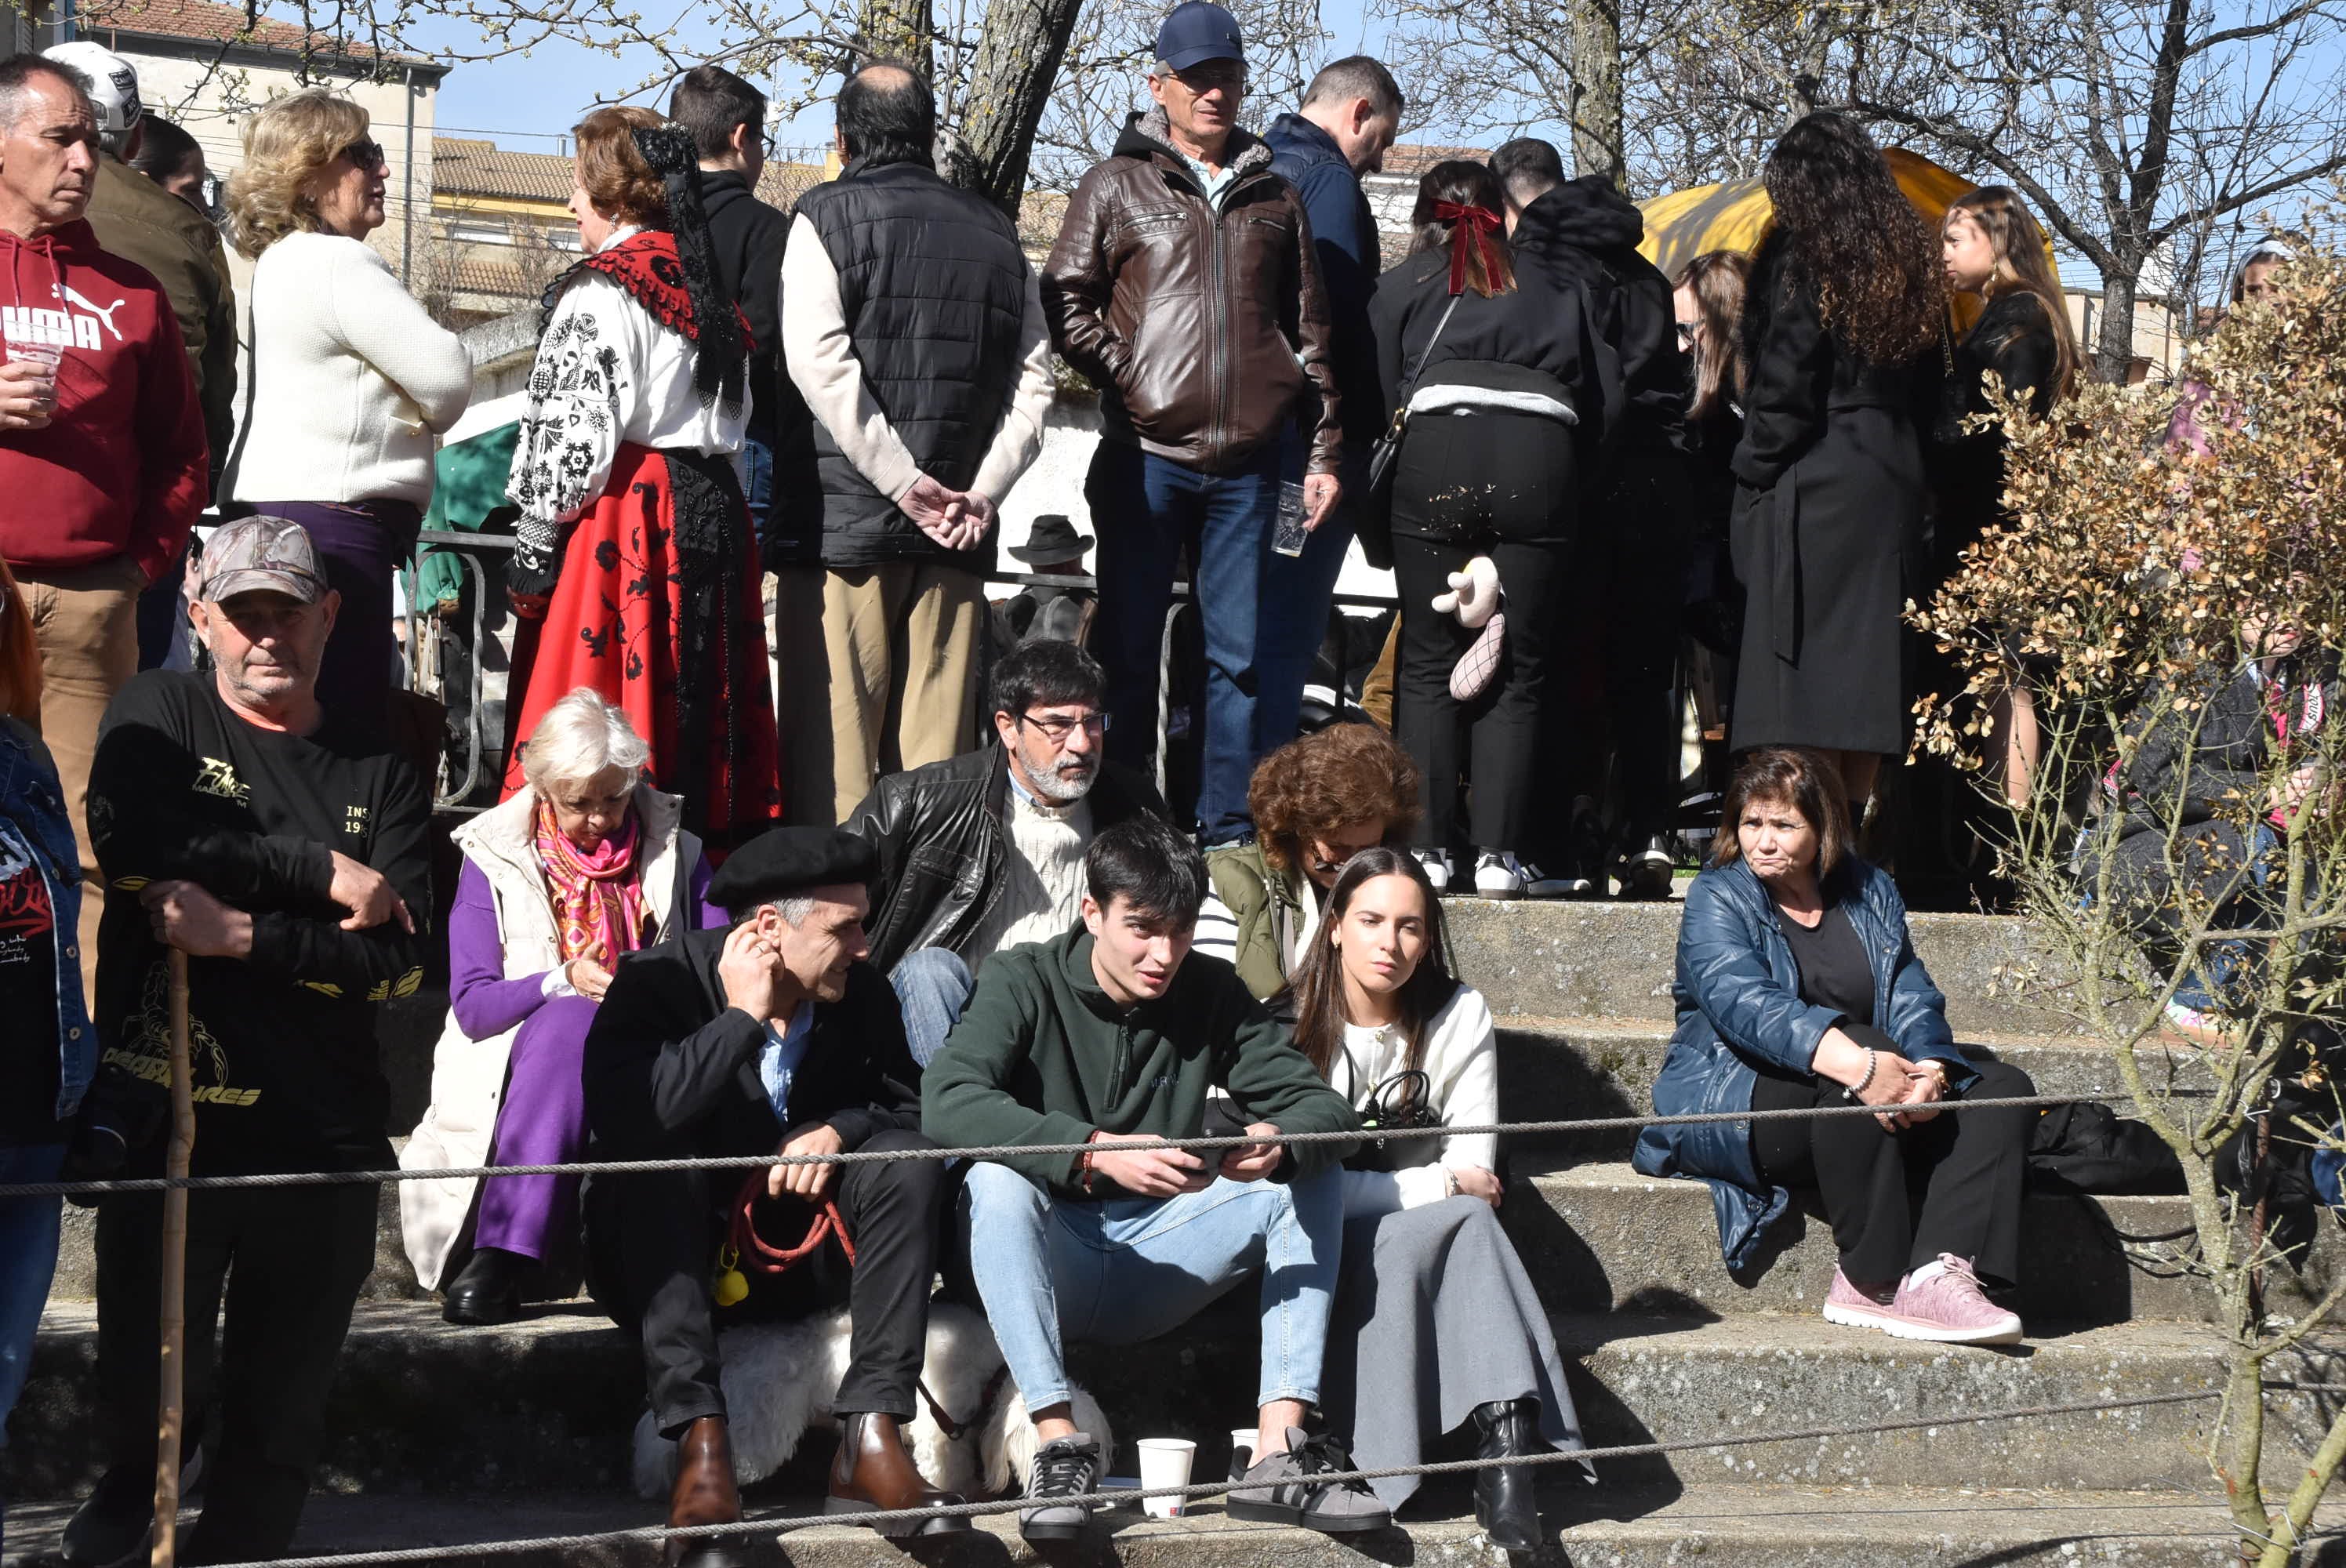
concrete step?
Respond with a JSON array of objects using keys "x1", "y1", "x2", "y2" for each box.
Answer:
[
  {"x1": 1503, "y1": 1158, "x2": 2326, "y2": 1327},
  {"x1": 14, "y1": 1301, "x2": 2335, "y2": 1501},
  {"x1": 1445, "y1": 898, "x2": 2083, "y2": 1038},
  {"x1": 1493, "y1": 1015, "x2": 2210, "y2": 1160},
  {"x1": 8, "y1": 1483, "x2": 2339, "y2": 1567}
]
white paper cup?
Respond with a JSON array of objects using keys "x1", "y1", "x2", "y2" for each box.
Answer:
[
  {"x1": 1229, "y1": 1426, "x2": 1257, "y2": 1473},
  {"x1": 1136, "y1": 1437, "x2": 1196, "y2": 1519}
]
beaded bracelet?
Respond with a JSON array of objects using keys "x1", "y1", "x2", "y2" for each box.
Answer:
[{"x1": 1843, "y1": 1048, "x2": 1879, "y2": 1102}]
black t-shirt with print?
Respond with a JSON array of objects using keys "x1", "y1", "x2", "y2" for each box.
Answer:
[
  {"x1": 0, "y1": 816, "x2": 63, "y2": 1142},
  {"x1": 88, "y1": 672, "x2": 431, "y2": 1175}
]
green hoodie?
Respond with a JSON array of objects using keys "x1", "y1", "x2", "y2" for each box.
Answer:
[{"x1": 921, "y1": 927, "x2": 1360, "y2": 1198}]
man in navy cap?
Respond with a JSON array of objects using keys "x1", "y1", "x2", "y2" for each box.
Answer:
[
  {"x1": 1041, "y1": 1, "x2": 1342, "y2": 847},
  {"x1": 581, "y1": 826, "x2": 966, "y2": 1563}
]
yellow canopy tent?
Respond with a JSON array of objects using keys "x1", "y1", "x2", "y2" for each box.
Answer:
[{"x1": 1636, "y1": 147, "x2": 2039, "y2": 331}]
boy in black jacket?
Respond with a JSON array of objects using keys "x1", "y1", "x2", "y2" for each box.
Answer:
[
  {"x1": 66, "y1": 516, "x2": 430, "y2": 1567},
  {"x1": 581, "y1": 826, "x2": 964, "y2": 1566}
]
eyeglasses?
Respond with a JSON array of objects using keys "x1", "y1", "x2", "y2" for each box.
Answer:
[
  {"x1": 1675, "y1": 321, "x2": 1701, "y2": 346},
  {"x1": 340, "y1": 138, "x2": 387, "y2": 172},
  {"x1": 1018, "y1": 711, "x2": 1110, "y2": 744}
]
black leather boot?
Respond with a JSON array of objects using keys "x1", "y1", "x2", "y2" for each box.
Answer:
[
  {"x1": 441, "y1": 1246, "x2": 526, "y2": 1326},
  {"x1": 1469, "y1": 1398, "x2": 1543, "y2": 1552}
]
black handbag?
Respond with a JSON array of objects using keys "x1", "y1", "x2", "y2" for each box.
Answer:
[
  {"x1": 1344, "y1": 1066, "x2": 1448, "y2": 1174},
  {"x1": 1365, "y1": 294, "x2": 1463, "y2": 506}
]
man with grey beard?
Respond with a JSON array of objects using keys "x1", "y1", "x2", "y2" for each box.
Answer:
[{"x1": 845, "y1": 639, "x2": 1167, "y2": 1064}]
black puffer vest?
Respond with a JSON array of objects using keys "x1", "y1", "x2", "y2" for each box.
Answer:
[{"x1": 794, "y1": 156, "x2": 1030, "y2": 571}]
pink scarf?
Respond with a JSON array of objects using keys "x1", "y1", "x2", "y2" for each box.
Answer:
[{"x1": 535, "y1": 799, "x2": 648, "y2": 965}]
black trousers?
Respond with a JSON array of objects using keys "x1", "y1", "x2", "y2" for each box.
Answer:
[
  {"x1": 92, "y1": 1181, "x2": 379, "y2": 1565},
  {"x1": 1751, "y1": 1051, "x2": 2033, "y2": 1286},
  {"x1": 1597, "y1": 454, "x2": 1693, "y2": 846},
  {"x1": 586, "y1": 1127, "x2": 945, "y2": 1438},
  {"x1": 1389, "y1": 408, "x2": 1581, "y2": 857}
]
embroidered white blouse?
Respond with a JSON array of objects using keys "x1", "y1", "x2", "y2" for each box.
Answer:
[
  {"x1": 1335, "y1": 984, "x2": 1502, "y2": 1218},
  {"x1": 505, "y1": 227, "x2": 751, "y2": 575}
]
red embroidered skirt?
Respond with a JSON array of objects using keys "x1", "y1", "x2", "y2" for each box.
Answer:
[{"x1": 502, "y1": 442, "x2": 780, "y2": 854}]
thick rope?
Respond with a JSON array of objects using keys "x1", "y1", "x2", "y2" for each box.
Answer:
[
  {"x1": 0, "y1": 1093, "x2": 2137, "y2": 1198},
  {"x1": 191, "y1": 1387, "x2": 2231, "y2": 1568}
]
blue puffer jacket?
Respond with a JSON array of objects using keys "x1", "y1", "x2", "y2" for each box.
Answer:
[
  {"x1": 0, "y1": 715, "x2": 93, "y2": 1126},
  {"x1": 1631, "y1": 856, "x2": 1974, "y2": 1271}
]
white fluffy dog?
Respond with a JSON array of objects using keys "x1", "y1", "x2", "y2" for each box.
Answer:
[{"x1": 630, "y1": 1301, "x2": 1113, "y2": 1500}]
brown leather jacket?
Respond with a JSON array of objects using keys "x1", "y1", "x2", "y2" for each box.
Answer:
[{"x1": 1043, "y1": 111, "x2": 1341, "y2": 475}]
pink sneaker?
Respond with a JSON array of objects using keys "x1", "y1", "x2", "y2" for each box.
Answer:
[
  {"x1": 1820, "y1": 1267, "x2": 1901, "y2": 1333},
  {"x1": 1885, "y1": 1254, "x2": 2023, "y2": 1345}
]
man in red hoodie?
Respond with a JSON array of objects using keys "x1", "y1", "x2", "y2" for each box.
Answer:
[{"x1": 0, "y1": 54, "x2": 205, "y2": 996}]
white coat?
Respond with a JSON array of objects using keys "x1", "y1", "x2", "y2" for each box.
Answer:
[{"x1": 399, "y1": 784, "x2": 701, "y2": 1289}]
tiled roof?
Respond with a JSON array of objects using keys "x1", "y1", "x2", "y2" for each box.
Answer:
[
  {"x1": 433, "y1": 136, "x2": 832, "y2": 210},
  {"x1": 78, "y1": 0, "x2": 434, "y2": 64},
  {"x1": 1378, "y1": 143, "x2": 1490, "y2": 179}
]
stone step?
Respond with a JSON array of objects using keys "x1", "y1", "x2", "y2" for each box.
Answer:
[
  {"x1": 13, "y1": 1301, "x2": 2333, "y2": 1501},
  {"x1": 1504, "y1": 1159, "x2": 2328, "y2": 1326},
  {"x1": 1493, "y1": 1016, "x2": 2210, "y2": 1160},
  {"x1": 2, "y1": 1482, "x2": 2327, "y2": 1567},
  {"x1": 1445, "y1": 898, "x2": 2083, "y2": 1038}
]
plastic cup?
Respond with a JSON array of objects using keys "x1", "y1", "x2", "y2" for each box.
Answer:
[
  {"x1": 7, "y1": 339, "x2": 60, "y2": 397},
  {"x1": 1136, "y1": 1437, "x2": 1196, "y2": 1519},
  {"x1": 1272, "y1": 481, "x2": 1310, "y2": 557},
  {"x1": 1229, "y1": 1425, "x2": 1257, "y2": 1477}
]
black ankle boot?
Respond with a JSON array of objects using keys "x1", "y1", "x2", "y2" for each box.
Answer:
[
  {"x1": 441, "y1": 1246, "x2": 526, "y2": 1326},
  {"x1": 1469, "y1": 1398, "x2": 1542, "y2": 1552}
]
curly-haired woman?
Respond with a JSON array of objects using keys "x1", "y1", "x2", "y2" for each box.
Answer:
[
  {"x1": 1730, "y1": 114, "x2": 1943, "y2": 810},
  {"x1": 222, "y1": 89, "x2": 471, "y2": 733},
  {"x1": 1196, "y1": 723, "x2": 1422, "y2": 1003},
  {"x1": 499, "y1": 106, "x2": 779, "y2": 855}
]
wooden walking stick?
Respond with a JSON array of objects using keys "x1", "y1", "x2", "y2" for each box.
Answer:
[{"x1": 152, "y1": 949, "x2": 194, "y2": 1568}]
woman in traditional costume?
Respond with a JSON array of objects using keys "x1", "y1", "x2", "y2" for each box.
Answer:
[{"x1": 501, "y1": 107, "x2": 779, "y2": 851}]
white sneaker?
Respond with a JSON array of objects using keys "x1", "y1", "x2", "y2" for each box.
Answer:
[
  {"x1": 1414, "y1": 848, "x2": 1455, "y2": 895},
  {"x1": 1521, "y1": 860, "x2": 1591, "y2": 899},
  {"x1": 1474, "y1": 851, "x2": 1525, "y2": 900}
]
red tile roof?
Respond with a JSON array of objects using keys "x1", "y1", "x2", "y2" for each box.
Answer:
[
  {"x1": 79, "y1": 0, "x2": 434, "y2": 65},
  {"x1": 432, "y1": 136, "x2": 830, "y2": 209},
  {"x1": 1379, "y1": 142, "x2": 1491, "y2": 178}
]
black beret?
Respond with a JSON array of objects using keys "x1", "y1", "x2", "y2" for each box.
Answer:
[{"x1": 707, "y1": 827, "x2": 878, "y2": 909}]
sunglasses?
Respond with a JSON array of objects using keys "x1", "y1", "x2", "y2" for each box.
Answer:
[
  {"x1": 340, "y1": 138, "x2": 387, "y2": 172},
  {"x1": 1676, "y1": 320, "x2": 1701, "y2": 346}
]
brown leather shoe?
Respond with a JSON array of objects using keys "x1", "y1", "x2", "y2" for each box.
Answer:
[
  {"x1": 666, "y1": 1415, "x2": 746, "y2": 1568},
  {"x1": 823, "y1": 1410, "x2": 972, "y2": 1536}
]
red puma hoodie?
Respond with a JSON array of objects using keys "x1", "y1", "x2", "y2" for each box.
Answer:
[{"x1": 0, "y1": 219, "x2": 205, "y2": 579}]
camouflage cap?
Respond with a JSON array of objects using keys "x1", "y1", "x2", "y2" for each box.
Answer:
[{"x1": 200, "y1": 516, "x2": 327, "y2": 604}]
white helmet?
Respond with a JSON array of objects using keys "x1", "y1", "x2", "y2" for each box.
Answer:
[{"x1": 42, "y1": 41, "x2": 145, "y2": 139}]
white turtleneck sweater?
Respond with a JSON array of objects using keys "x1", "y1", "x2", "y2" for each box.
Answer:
[
  {"x1": 1336, "y1": 984, "x2": 1500, "y2": 1218},
  {"x1": 961, "y1": 770, "x2": 1094, "y2": 967}
]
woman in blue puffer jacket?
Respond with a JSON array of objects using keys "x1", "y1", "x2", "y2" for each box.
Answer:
[
  {"x1": 0, "y1": 556, "x2": 96, "y2": 1555},
  {"x1": 1632, "y1": 747, "x2": 2034, "y2": 1345}
]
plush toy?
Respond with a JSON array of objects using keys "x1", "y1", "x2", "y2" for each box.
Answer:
[{"x1": 1431, "y1": 555, "x2": 1505, "y2": 702}]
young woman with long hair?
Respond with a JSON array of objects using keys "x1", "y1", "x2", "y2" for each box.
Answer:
[
  {"x1": 1675, "y1": 250, "x2": 1753, "y2": 780},
  {"x1": 1367, "y1": 160, "x2": 1607, "y2": 900},
  {"x1": 1730, "y1": 113, "x2": 1944, "y2": 812},
  {"x1": 1931, "y1": 186, "x2": 2082, "y2": 812},
  {"x1": 1279, "y1": 846, "x2": 1585, "y2": 1549}
]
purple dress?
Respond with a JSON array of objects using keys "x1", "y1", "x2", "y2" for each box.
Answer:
[{"x1": 448, "y1": 855, "x2": 723, "y2": 1261}]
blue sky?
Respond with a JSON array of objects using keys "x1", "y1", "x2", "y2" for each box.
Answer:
[{"x1": 422, "y1": 0, "x2": 1396, "y2": 153}]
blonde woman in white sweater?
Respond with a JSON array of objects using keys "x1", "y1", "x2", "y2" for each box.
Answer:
[
  {"x1": 223, "y1": 89, "x2": 470, "y2": 730},
  {"x1": 1280, "y1": 847, "x2": 1586, "y2": 1550}
]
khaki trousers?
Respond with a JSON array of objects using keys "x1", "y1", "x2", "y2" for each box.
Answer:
[
  {"x1": 19, "y1": 553, "x2": 144, "y2": 1002},
  {"x1": 775, "y1": 563, "x2": 984, "y2": 826}
]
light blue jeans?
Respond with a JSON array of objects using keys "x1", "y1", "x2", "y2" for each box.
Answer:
[
  {"x1": 956, "y1": 1160, "x2": 1344, "y2": 1414},
  {"x1": 1, "y1": 1142, "x2": 65, "y2": 1552},
  {"x1": 890, "y1": 947, "x2": 976, "y2": 1068}
]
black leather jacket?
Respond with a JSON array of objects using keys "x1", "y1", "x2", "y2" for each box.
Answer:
[{"x1": 844, "y1": 744, "x2": 1167, "y2": 974}]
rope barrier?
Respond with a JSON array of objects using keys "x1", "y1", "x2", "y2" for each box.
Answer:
[
  {"x1": 189, "y1": 1387, "x2": 2236, "y2": 1567},
  {"x1": 0, "y1": 1092, "x2": 2144, "y2": 1198}
]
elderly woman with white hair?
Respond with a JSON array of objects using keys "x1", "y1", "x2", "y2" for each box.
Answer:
[{"x1": 401, "y1": 688, "x2": 721, "y2": 1325}]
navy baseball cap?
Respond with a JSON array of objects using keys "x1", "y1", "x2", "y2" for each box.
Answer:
[{"x1": 1156, "y1": 1, "x2": 1244, "y2": 70}]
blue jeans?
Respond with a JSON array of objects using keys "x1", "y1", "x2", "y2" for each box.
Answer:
[
  {"x1": 1255, "y1": 443, "x2": 1361, "y2": 752},
  {"x1": 1087, "y1": 440, "x2": 1281, "y2": 845},
  {"x1": 891, "y1": 947, "x2": 975, "y2": 1067},
  {"x1": 955, "y1": 1160, "x2": 1343, "y2": 1414},
  {"x1": 739, "y1": 430, "x2": 775, "y2": 554},
  {"x1": 1, "y1": 1141, "x2": 64, "y2": 1548}
]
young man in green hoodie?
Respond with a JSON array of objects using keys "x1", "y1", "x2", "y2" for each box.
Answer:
[{"x1": 923, "y1": 815, "x2": 1387, "y2": 1542}]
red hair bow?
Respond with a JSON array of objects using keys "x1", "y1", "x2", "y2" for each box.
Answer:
[{"x1": 1435, "y1": 201, "x2": 1503, "y2": 295}]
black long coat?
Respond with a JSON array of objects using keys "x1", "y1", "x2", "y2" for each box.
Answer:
[{"x1": 1727, "y1": 234, "x2": 1926, "y2": 757}]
